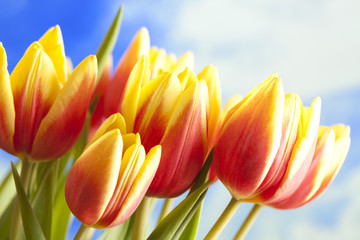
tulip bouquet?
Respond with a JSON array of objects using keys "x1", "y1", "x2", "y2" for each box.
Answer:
[{"x1": 0, "y1": 6, "x2": 351, "y2": 240}]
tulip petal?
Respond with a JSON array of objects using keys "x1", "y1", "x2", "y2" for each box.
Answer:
[
  {"x1": 11, "y1": 42, "x2": 61, "y2": 154},
  {"x1": 31, "y1": 55, "x2": 97, "y2": 160},
  {"x1": 217, "y1": 94, "x2": 242, "y2": 137},
  {"x1": 39, "y1": 25, "x2": 68, "y2": 86},
  {"x1": 87, "y1": 113, "x2": 126, "y2": 149},
  {"x1": 213, "y1": 74, "x2": 284, "y2": 200},
  {"x1": 105, "y1": 28, "x2": 150, "y2": 116},
  {"x1": 120, "y1": 56, "x2": 150, "y2": 133},
  {"x1": 198, "y1": 65, "x2": 221, "y2": 149},
  {"x1": 252, "y1": 94, "x2": 301, "y2": 200},
  {"x1": 305, "y1": 125, "x2": 350, "y2": 204},
  {"x1": 149, "y1": 47, "x2": 167, "y2": 79},
  {"x1": 178, "y1": 67, "x2": 198, "y2": 90},
  {"x1": 166, "y1": 54, "x2": 177, "y2": 71},
  {"x1": 92, "y1": 55, "x2": 112, "y2": 100},
  {"x1": 122, "y1": 133, "x2": 141, "y2": 155},
  {"x1": 210, "y1": 94, "x2": 242, "y2": 182},
  {"x1": 65, "y1": 129, "x2": 123, "y2": 226},
  {"x1": 96, "y1": 143, "x2": 146, "y2": 228},
  {"x1": 222, "y1": 73, "x2": 279, "y2": 125},
  {"x1": 108, "y1": 145, "x2": 161, "y2": 227},
  {"x1": 0, "y1": 43, "x2": 15, "y2": 154},
  {"x1": 134, "y1": 72, "x2": 182, "y2": 151},
  {"x1": 147, "y1": 81, "x2": 208, "y2": 197},
  {"x1": 265, "y1": 97, "x2": 321, "y2": 204},
  {"x1": 270, "y1": 127, "x2": 335, "y2": 209},
  {"x1": 223, "y1": 95, "x2": 242, "y2": 115}
]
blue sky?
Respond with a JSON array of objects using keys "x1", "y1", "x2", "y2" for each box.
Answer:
[{"x1": 0, "y1": 0, "x2": 359, "y2": 239}]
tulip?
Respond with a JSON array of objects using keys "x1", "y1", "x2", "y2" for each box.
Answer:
[
  {"x1": 65, "y1": 113, "x2": 161, "y2": 228},
  {"x1": 103, "y1": 27, "x2": 194, "y2": 119},
  {"x1": 214, "y1": 73, "x2": 333, "y2": 202},
  {"x1": 248, "y1": 94, "x2": 321, "y2": 203},
  {"x1": 98, "y1": 28, "x2": 222, "y2": 197},
  {"x1": 149, "y1": 46, "x2": 194, "y2": 78},
  {"x1": 117, "y1": 56, "x2": 211, "y2": 197},
  {"x1": 213, "y1": 73, "x2": 286, "y2": 200},
  {"x1": 266, "y1": 124, "x2": 350, "y2": 209},
  {"x1": 231, "y1": 124, "x2": 350, "y2": 240},
  {"x1": 207, "y1": 73, "x2": 350, "y2": 239},
  {"x1": 0, "y1": 26, "x2": 97, "y2": 161},
  {"x1": 104, "y1": 27, "x2": 150, "y2": 117}
]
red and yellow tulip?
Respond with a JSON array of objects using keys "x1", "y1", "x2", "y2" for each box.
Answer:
[
  {"x1": 90, "y1": 27, "x2": 195, "y2": 136},
  {"x1": 214, "y1": 73, "x2": 286, "y2": 199},
  {"x1": 65, "y1": 113, "x2": 161, "y2": 228},
  {"x1": 104, "y1": 27, "x2": 150, "y2": 117},
  {"x1": 115, "y1": 56, "x2": 218, "y2": 198},
  {"x1": 0, "y1": 26, "x2": 97, "y2": 161},
  {"x1": 103, "y1": 27, "x2": 195, "y2": 119},
  {"x1": 95, "y1": 28, "x2": 223, "y2": 197},
  {"x1": 213, "y1": 73, "x2": 350, "y2": 208}
]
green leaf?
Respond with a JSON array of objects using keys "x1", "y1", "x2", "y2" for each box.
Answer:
[
  {"x1": 28, "y1": 161, "x2": 53, "y2": 202},
  {"x1": 51, "y1": 177, "x2": 72, "y2": 240},
  {"x1": 95, "y1": 5, "x2": 123, "y2": 86},
  {"x1": 31, "y1": 163, "x2": 55, "y2": 239},
  {"x1": 177, "y1": 204, "x2": 202, "y2": 240},
  {"x1": 0, "y1": 198, "x2": 15, "y2": 239},
  {"x1": 0, "y1": 161, "x2": 20, "y2": 216},
  {"x1": 11, "y1": 162, "x2": 46, "y2": 240},
  {"x1": 147, "y1": 181, "x2": 211, "y2": 240}
]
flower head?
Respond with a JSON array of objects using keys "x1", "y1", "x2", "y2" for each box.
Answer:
[
  {"x1": 213, "y1": 73, "x2": 350, "y2": 208},
  {"x1": 65, "y1": 113, "x2": 161, "y2": 228},
  {"x1": 118, "y1": 57, "x2": 210, "y2": 197},
  {"x1": 90, "y1": 28, "x2": 223, "y2": 197},
  {"x1": 0, "y1": 26, "x2": 97, "y2": 161}
]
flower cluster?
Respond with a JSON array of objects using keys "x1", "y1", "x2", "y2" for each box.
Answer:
[{"x1": 0, "y1": 10, "x2": 350, "y2": 240}]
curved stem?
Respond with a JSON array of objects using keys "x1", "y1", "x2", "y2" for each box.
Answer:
[
  {"x1": 131, "y1": 197, "x2": 152, "y2": 240},
  {"x1": 9, "y1": 158, "x2": 33, "y2": 240},
  {"x1": 234, "y1": 204, "x2": 262, "y2": 240},
  {"x1": 204, "y1": 197, "x2": 241, "y2": 240},
  {"x1": 74, "y1": 224, "x2": 93, "y2": 240},
  {"x1": 158, "y1": 198, "x2": 174, "y2": 223}
]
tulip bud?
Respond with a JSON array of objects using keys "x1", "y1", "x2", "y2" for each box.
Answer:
[
  {"x1": 0, "y1": 26, "x2": 97, "y2": 161},
  {"x1": 104, "y1": 27, "x2": 150, "y2": 117},
  {"x1": 65, "y1": 113, "x2": 161, "y2": 228},
  {"x1": 213, "y1": 73, "x2": 350, "y2": 210},
  {"x1": 110, "y1": 56, "x2": 211, "y2": 197},
  {"x1": 214, "y1": 73, "x2": 284, "y2": 199}
]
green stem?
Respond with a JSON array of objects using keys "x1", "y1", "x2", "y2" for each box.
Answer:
[
  {"x1": 9, "y1": 158, "x2": 33, "y2": 240},
  {"x1": 234, "y1": 204, "x2": 262, "y2": 240},
  {"x1": 74, "y1": 224, "x2": 93, "y2": 240},
  {"x1": 131, "y1": 197, "x2": 152, "y2": 240},
  {"x1": 204, "y1": 198, "x2": 241, "y2": 240},
  {"x1": 158, "y1": 198, "x2": 174, "y2": 223}
]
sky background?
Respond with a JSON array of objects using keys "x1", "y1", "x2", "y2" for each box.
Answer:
[{"x1": 0, "y1": 0, "x2": 359, "y2": 239}]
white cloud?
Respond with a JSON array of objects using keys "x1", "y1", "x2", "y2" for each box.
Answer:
[{"x1": 170, "y1": 0, "x2": 360, "y2": 101}]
